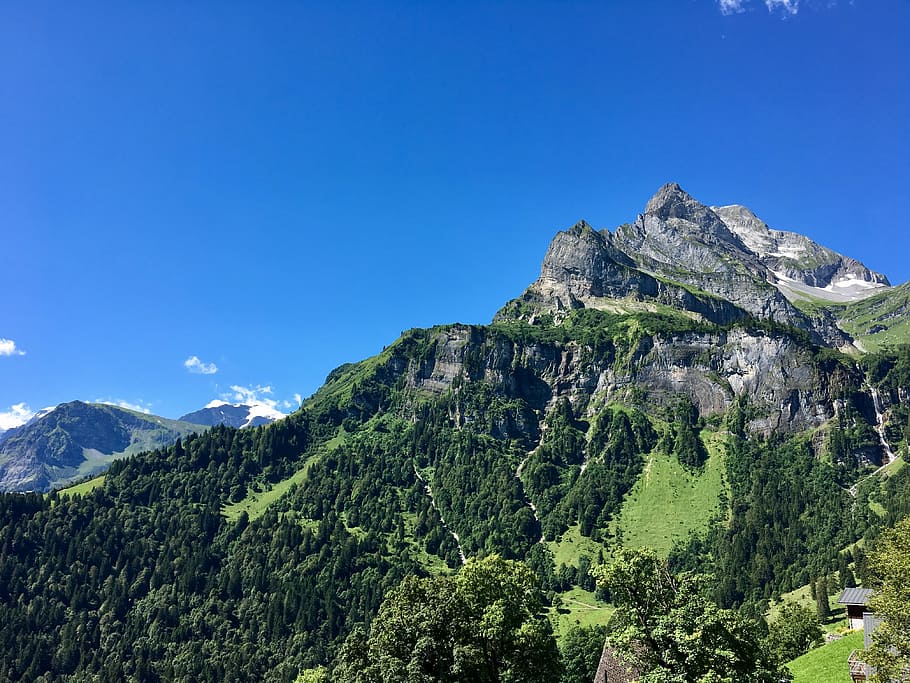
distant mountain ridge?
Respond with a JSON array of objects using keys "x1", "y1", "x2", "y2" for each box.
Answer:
[
  {"x1": 0, "y1": 400, "x2": 288, "y2": 493},
  {"x1": 179, "y1": 401, "x2": 285, "y2": 429},
  {"x1": 0, "y1": 401, "x2": 208, "y2": 492}
]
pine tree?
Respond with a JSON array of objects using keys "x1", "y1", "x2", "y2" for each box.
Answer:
[{"x1": 815, "y1": 577, "x2": 830, "y2": 620}]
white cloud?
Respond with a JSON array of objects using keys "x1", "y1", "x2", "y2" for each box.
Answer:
[
  {"x1": 0, "y1": 338, "x2": 25, "y2": 357},
  {"x1": 765, "y1": 0, "x2": 799, "y2": 13},
  {"x1": 184, "y1": 355, "x2": 218, "y2": 375},
  {"x1": 230, "y1": 384, "x2": 273, "y2": 404},
  {"x1": 0, "y1": 403, "x2": 35, "y2": 430},
  {"x1": 718, "y1": 0, "x2": 746, "y2": 14},
  {"x1": 718, "y1": 0, "x2": 800, "y2": 14},
  {"x1": 280, "y1": 393, "x2": 303, "y2": 410},
  {"x1": 97, "y1": 399, "x2": 153, "y2": 414}
]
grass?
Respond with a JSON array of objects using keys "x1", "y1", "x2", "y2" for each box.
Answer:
[
  {"x1": 400, "y1": 512, "x2": 451, "y2": 575},
  {"x1": 546, "y1": 524, "x2": 608, "y2": 569},
  {"x1": 550, "y1": 586, "x2": 613, "y2": 638},
  {"x1": 787, "y1": 629, "x2": 864, "y2": 683},
  {"x1": 222, "y1": 451, "x2": 325, "y2": 521},
  {"x1": 57, "y1": 475, "x2": 105, "y2": 497},
  {"x1": 835, "y1": 281, "x2": 910, "y2": 353},
  {"x1": 613, "y1": 429, "x2": 728, "y2": 556}
]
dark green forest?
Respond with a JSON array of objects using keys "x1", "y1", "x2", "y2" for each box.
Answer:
[{"x1": 0, "y1": 313, "x2": 908, "y2": 681}]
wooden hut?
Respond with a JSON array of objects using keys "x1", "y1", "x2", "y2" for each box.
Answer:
[{"x1": 837, "y1": 587, "x2": 874, "y2": 631}]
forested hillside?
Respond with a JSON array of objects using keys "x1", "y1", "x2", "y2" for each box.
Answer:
[{"x1": 1, "y1": 311, "x2": 908, "y2": 680}]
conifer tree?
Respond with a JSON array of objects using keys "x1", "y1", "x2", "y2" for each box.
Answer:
[{"x1": 815, "y1": 577, "x2": 830, "y2": 620}]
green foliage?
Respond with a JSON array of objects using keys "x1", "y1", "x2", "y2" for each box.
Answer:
[
  {"x1": 668, "y1": 396, "x2": 708, "y2": 469},
  {"x1": 559, "y1": 625, "x2": 607, "y2": 683},
  {"x1": 815, "y1": 577, "x2": 830, "y2": 620},
  {"x1": 766, "y1": 602, "x2": 823, "y2": 663},
  {"x1": 681, "y1": 427, "x2": 867, "y2": 607},
  {"x1": 295, "y1": 666, "x2": 327, "y2": 683},
  {"x1": 334, "y1": 555, "x2": 561, "y2": 683},
  {"x1": 866, "y1": 516, "x2": 910, "y2": 682},
  {"x1": 1, "y1": 311, "x2": 906, "y2": 681},
  {"x1": 597, "y1": 547, "x2": 790, "y2": 682}
]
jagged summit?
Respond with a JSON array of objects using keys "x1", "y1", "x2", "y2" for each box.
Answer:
[
  {"x1": 645, "y1": 183, "x2": 717, "y2": 225},
  {"x1": 644, "y1": 182, "x2": 688, "y2": 214},
  {"x1": 499, "y1": 183, "x2": 893, "y2": 349}
]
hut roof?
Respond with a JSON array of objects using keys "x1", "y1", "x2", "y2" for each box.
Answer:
[
  {"x1": 837, "y1": 587, "x2": 874, "y2": 606},
  {"x1": 593, "y1": 641, "x2": 640, "y2": 683}
]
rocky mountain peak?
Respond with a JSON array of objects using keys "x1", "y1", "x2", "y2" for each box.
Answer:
[
  {"x1": 644, "y1": 182, "x2": 694, "y2": 218},
  {"x1": 567, "y1": 219, "x2": 595, "y2": 235},
  {"x1": 641, "y1": 182, "x2": 739, "y2": 242}
]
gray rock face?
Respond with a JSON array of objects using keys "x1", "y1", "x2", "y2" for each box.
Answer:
[
  {"x1": 400, "y1": 324, "x2": 848, "y2": 439},
  {"x1": 610, "y1": 184, "x2": 816, "y2": 335},
  {"x1": 498, "y1": 182, "x2": 887, "y2": 348},
  {"x1": 530, "y1": 221, "x2": 659, "y2": 311}
]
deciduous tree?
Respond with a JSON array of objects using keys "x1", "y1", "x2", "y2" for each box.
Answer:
[
  {"x1": 867, "y1": 517, "x2": 910, "y2": 682},
  {"x1": 596, "y1": 547, "x2": 789, "y2": 682}
]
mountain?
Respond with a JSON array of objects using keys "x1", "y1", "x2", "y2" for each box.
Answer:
[
  {"x1": 0, "y1": 183, "x2": 906, "y2": 680},
  {"x1": 499, "y1": 183, "x2": 894, "y2": 351},
  {"x1": 179, "y1": 401, "x2": 285, "y2": 429},
  {"x1": 0, "y1": 401, "x2": 208, "y2": 492}
]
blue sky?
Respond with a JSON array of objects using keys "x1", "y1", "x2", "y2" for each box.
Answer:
[{"x1": 1, "y1": 0, "x2": 908, "y2": 425}]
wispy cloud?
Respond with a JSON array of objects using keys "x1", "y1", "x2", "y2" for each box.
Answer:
[
  {"x1": 718, "y1": 0, "x2": 747, "y2": 14},
  {"x1": 184, "y1": 355, "x2": 218, "y2": 375},
  {"x1": 0, "y1": 403, "x2": 35, "y2": 430},
  {"x1": 230, "y1": 384, "x2": 273, "y2": 404},
  {"x1": 765, "y1": 0, "x2": 799, "y2": 14},
  {"x1": 717, "y1": 0, "x2": 801, "y2": 14},
  {"x1": 97, "y1": 399, "x2": 153, "y2": 414},
  {"x1": 0, "y1": 338, "x2": 25, "y2": 357},
  {"x1": 281, "y1": 393, "x2": 303, "y2": 410}
]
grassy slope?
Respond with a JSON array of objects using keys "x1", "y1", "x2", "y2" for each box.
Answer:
[
  {"x1": 57, "y1": 475, "x2": 106, "y2": 497},
  {"x1": 834, "y1": 281, "x2": 910, "y2": 352},
  {"x1": 550, "y1": 586, "x2": 613, "y2": 639},
  {"x1": 788, "y1": 629, "x2": 863, "y2": 683},
  {"x1": 546, "y1": 524, "x2": 608, "y2": 569},
  {"x1": 222, "y1": 463, "x2": 317, "y2": 521},
  {"x1": 613, "y1": 428, "x2": 727, "y2": 555}
]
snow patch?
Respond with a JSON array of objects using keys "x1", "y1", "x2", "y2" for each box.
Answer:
[
  {"x1": 769, "y1": 245, "x2": 807, "y2": 260},
  {"x1": 773, "y1": 271, "x2": 888, "y2": 303},
  {"x1": 828, "y1": 277, "x2": 882, "y2": 291},
  {"x1": 243, "y1": 402, "x2": 286, "y2": 427}
]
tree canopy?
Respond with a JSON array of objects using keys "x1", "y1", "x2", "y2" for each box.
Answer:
[
  {"x1": 333, "y1": 555, "x2": 560, "y2": 683},
  {"x1": 596, "y1": 547, "x2": 790, "y2": 683},
  {"x1": 867, "y1": 516, "x2": 910, "y2": 682}
]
